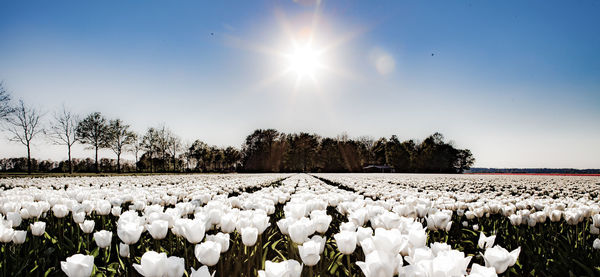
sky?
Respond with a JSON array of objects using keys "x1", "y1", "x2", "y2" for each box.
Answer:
[{"x1": 0, "y1": 0, "x2": 599, "y2": 168}]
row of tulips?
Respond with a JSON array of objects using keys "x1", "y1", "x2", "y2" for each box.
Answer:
[{"x1": 0, "y1": 173, "x2": 599, "y2": 276}]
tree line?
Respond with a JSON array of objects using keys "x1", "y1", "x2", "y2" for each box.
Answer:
[{"x1": 0, "y1": 82, "x2": 474, "y2": 174}]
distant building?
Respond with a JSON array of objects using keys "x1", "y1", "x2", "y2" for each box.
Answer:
[{"x1": 363, "y1": 165, "x2": 395, "y2": 173}]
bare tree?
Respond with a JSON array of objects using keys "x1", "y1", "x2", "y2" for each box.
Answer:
[
  {"x1": 6, "y1": 100, "x2": 44, "y2": 174},
  {"x1": 131, "y1": 132, "x2": 142, "y2": 172},
  {"x1": 0, "y1": 82, "x2": 13, "y2": 120},
  {"x1": 106, "y1": 119, "x2": 135, "y2": 173},
  {"x1": 167, "y1": 134, "x2": 182, "y2": 172},
  {"x1": 76, "y1": 112, "x2": 109, "y2": 173},
  {"x1": 46, "y1": 105, "x2": 78, "y2": 174}
]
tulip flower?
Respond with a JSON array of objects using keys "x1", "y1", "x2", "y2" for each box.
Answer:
[
  {"x1": 94, "y1": 230, "x2": 112, "y2": 248},
  {"x1": 166, "y1": 256, "x2": 185, "y2": 277},
  {"x1": 191, "y1": 266, "x2": 216, "y2": 277},
  {"x1": 147, "y1": 219, "x2": 169, "y2": 240},
  {"x1": 0, "y1": 225, "x2": 14, "y2": 243},
  {"x1": 79, "y1": 220, "x2": 95, "y2": 234},
  {"x1": 310, "y1": 235, "x2": 326, "y2": 254},
  {"x1": 6, "y1": 212, "x2": 22, "y2": 227},
  {"x1": 482, "y1": 245, "x2": 521, "y2": 274},
  {"x1": 356, "y1": 250, "x2": 395, "y2": 277},
  {"x1": 117, "y1": 222, "x2": 144, "y2": 245},
  {"x1": 241, "y1": 226, "x2": 258, "y2": 246},
  {"x1": 30, "y1": 221, "x2": 46, "y2": 236},
  {"x1": 61, "y1": 254, "x2": 94, "y2": 277},
  {"x1": 593, "y1": 238, "x2": 600, "y2": 250},
  {"x1": 52, "y1": 204, "x2": 69, "y2": 218},
  {"x1": 219, "y1": 213, "x2": 237, "y2": 233},
  {"x1": 478, "y1": 232, "x2": 496, "y2": 249},
  {"x1": 334, "y1": 231, "x2": 357, "y2": 255},
  {"x1": 206, "y1": 232, "x2": 230, "y2": 253},
  {"x1": 298, "y1": 240, "x2": 321, "y2": 266},
  {"x1": 469, "y1": 263, "x2": 499, "y2": 277},
  {"x1": 12, "y1": 230, "x2": 27, "y2": 244},
  {"x1": 288, "y1": 218, "x2": 313, "y2": 244},
  {"x1": 356, "y1": 227, "x2": 373, "y2": 246},
  {"x1": 182, "y1": 219, "x2": 206, "y2": 244},
  {"x1": 195, "y1": 241, "x2": 222, "y2": 266},
  {"x1": 258, "y1": 260, "x2": 302, "y2": 277},
  {"x1": 73, "y1": 212, "x2": 86, "y2": 224},
  {"x1": 119, "y1": 243, "x2": 130, "y2": 258},
  {"x1": 133, "y1": 251, "x2": 168, "y2": 277}
]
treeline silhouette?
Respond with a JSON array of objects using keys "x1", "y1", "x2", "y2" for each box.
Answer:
[
  {"x1": 468, "y1": 168, "x2": 600, "y2": 174},
  {"x1": 0, "y1": 83, "x2": 474, "y2": 174}
]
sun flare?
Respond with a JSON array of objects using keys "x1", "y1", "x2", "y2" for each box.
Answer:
[{"x1": 286, "y1": 44, "x2": 321, "y2": 81}]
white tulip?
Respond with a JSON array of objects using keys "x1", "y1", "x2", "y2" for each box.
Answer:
[
  {"x1": 298, "y1": 240, "x2": 321, "y2": 266},
  {"x1": 190, "y1": 266, "x2": 216, "y2": 277},
  {"x1": 53, "y1": 204, "x2": 69, "y2": 218},
  {"x1": 241, "y1": 226, "x2": 258, "y2": 246},
  {"x1": 258, "y1": 260, "x2": 302, "y2": 277},
  {"x1": 119, "y1": 243, "x2": 130, "y2": 258},
  {"x1": 93, "y1": 230, "x2": 112, "y2": 248},
  {"x1": 482, "y1": 246, "x2": 521, "y2": 274},
  {"x1": 117, "y1": 222, "x2": 144, "y2": 245},
  {"x1": 147, "y1": 220, "x2": 169, "y2": 240},
  {"x1": 31, "y1": 221, "x2": 46, "y2": 236},
  {"x1": 195, "y1": 241, "x2": 222, "y2": 266},
  {"x1": 61, "y1": 254, "x2": 94, "y2": 277},
  {"x1": 79, "y1": 220, "x2": 95, "y2": 234},
  {"x1": 334, "y1": 231, "x2": 357, "y2": 255},
  {"x1": 12, "y1": 230, "x2": 27, "y2": 244}
]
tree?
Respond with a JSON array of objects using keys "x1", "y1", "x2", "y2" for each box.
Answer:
[
  {"x1": 106, "y1": 119, "x2": 136, "y2": 173},
  {"x1": 454, "y1": 149, "x2": 475, "y2": 173},
  {"x1": 76, "y1": 112, "x2": 109, "y2": 173},
  {"x1": 0, "y1": 82, "x2": 13, "y2": 121},
  {"x1": 371, "y1": 137, "x2": 388, "y2": 165},
  {"x1": 6, "y1": 100, "x2": 44, "y2": 174},
  {"x1": 166, "y1": 134, "x2": 182, "y2": 172},
  {"x1": 385, "y1": 135, "x2": 411, "y2": 172},
  {"x1": 131, "y1": 133, "x2": 142, "y2": 172},
  {"x1": 142, "y1": 128, "x2": 159, "y2": 172},
  {"x1": 46, "y1": 105, "x2": 78, "y2": 174}
]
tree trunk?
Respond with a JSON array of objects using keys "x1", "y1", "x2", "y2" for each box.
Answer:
[
  {"x1": 117, "y1": 153, "x2": 121, "y2": 173},
  {"x1": 95, "y1": 146, "x2": 99, "y2": 173},
  {"x1": 27, "y1": 143, "x2": 32, "y2": 174},
  {"x1": 68, "y1": 146, "x2": 73, "y2": 174}
]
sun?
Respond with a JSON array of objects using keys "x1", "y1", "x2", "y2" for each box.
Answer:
[{"x1": 286, "y1": 43, "x2": 322, "y2": 81}]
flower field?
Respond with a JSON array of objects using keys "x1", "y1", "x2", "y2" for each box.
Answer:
[{"x1": 1, "y1": 173, "x2": 599, "y2": 277}]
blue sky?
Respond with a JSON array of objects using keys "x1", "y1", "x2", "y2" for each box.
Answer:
[{"x1": 0, "y1": 0, "x2": 599, "y2": 168}]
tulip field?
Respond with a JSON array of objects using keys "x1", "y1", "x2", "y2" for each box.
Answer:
[{"x1": 1, "y1": 174, "x2": 599, "y2": 277}]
